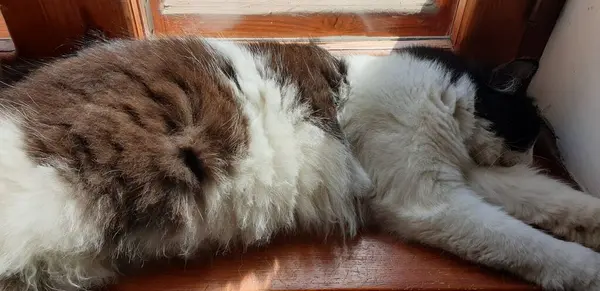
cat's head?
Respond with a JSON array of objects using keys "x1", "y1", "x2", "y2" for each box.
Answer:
[{"x1": 473, "y1": 58, "x2": 543, "y2": 166}]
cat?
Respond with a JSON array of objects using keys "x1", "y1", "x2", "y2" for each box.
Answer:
[
  {"x1": 0, "y1": 37, "x2": 371, "y2": 290},
  {"x1": 2, "y1": 35, "x2": 598, "y2": 291},
  {"x1": 338, "y1": 46, "x2": 600, "y2": 291}
]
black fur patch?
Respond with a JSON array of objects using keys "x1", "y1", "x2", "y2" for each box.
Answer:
[{"x1": 180, "y1": 147, "x2": 205, "y2": 183}]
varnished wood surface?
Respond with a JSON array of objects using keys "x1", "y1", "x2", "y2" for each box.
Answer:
[
  {"x1": 0, "y1": 0, "x2": 144, "y2": 58},
  {"x1": 0, "y1": 0, "x2": 564, "y2": 65},
  {"x1": 149, "y1": 0, "x2": 458, "y2": 38},
  {"x1": 451, "y1": 0, "x2": 531, "y2": 65},
  {"x1": 451, "y1": 0, "x2": 566, "y2": 65},
  {"x1": 108, "y1": 233, "x2": 539, "y2": 291},
  {"x1": 0, "y1": 12, "x2": 9, "y2": 39}
]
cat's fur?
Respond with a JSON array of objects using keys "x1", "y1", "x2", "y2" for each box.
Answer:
[
  {"x1": 339, "y1": 47, "x2": 600, "y2": 290},
  {"x1": 0, "y1": 37, "x2": 370, "y2": 290},
  {"x1": 400, "y1": 46, "x2": 542, "y2": 166},
  {"x1": 2, "y1": 36, "x2": 600, "y2": 291}
]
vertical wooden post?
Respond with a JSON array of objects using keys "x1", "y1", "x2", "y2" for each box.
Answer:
[
  {"x1": 451, "y1": 0, "x2": 531, "y2": 65},
  {"x1": 451, "y1": 0, "x2": 565, "y2": 65},
  {"x1": 0, "y1": 0, "x2": 147, "y2": 58},
  {"x1": 517, "y1": 0, "x2": 566, "y2": 60}
]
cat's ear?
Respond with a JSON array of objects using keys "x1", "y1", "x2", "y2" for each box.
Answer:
[{"x1": 488, "y1": 59, "x2": 539, "y2": 94}]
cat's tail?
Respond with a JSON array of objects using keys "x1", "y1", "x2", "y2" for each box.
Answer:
[{"x1": 468, "y1": 164, "x2": 600, "y2": 251}]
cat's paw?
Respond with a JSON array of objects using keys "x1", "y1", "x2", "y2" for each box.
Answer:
[{"x1": 535, "y1": 246, "x2": 600, "y2": 291}]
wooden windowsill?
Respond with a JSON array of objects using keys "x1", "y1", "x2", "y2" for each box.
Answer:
[
  {"x1": 108, "y1": 232, "x2": 538, "y2": 291},
  {"x1": 287, "y1": 38, "x2": 452, "y2": 55},
  {"x1": 183, "y1": 37, "x2": 453, "y2": 55}
]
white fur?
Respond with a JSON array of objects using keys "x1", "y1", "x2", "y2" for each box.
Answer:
[
  {"x1": 470, "y1": 164, "x2": 600, "y2": 251},
  {"x1": 201, "y1": 40, "x2": 370, "y2": 245},
  {"x1": 339, "y1": 52, "x2": 600, "y2": 290},
  {"x1": 0, "y1": 115, "x2": 113, "y2": 290}
]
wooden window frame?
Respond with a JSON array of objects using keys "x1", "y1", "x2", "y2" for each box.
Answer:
[
  {"x1": 147, "y1": 0, "x2": 459, "y2": 38},
  {"x1": 0, "y1": 0, "x2": 565, "y2": 65}
]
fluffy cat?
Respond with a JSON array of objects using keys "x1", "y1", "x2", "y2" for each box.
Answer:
[
  {"x1": 2, "y1": 36, "x2": 599, "y2": 291},
  {"x1": 0, "y1": 37, "x2": 370, "y2": 290},
  {"x1": 339, "y1": 46, "x2": 600, "y2": 290}
]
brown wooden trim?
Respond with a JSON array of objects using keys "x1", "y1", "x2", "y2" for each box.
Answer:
[
  {"x1": 0, "y1": 12, "x2": 9, "y2": 39},
  {"x1": 149, "y1": 0, "x2": 167, "y2": 34},
  {"x1": 451, "y1": 0, "x2": 565, "y2": 65},
  {"x1": 449, "y1": 0, "x2": 474, "y2": 52},
  {"x1": 450, "y1": 0, "x2": 532, "y2": 65},
  {"x1": 517, "y1": 0, "x2": 566, "y2": 59},
  {"x1": 0, "y1": 0, "x2": 146, "y2": 58},
  {"x1": 149, "y1": 0, "x2": 458, "y2": 38},
  {"x1": 124, "y1": 0, "x2": 150, "y2": 39},
  {"x1": 108, "y1": 232, "x2": 538, "y2": 291}
]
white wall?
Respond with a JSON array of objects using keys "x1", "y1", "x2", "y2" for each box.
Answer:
[{"x1": 528, "y1": 0, "x2": 600, "y2": 195}]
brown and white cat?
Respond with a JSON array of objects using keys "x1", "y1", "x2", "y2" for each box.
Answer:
[{"x1": 0, "y1": 38, "x2": 370, "y2": 290}]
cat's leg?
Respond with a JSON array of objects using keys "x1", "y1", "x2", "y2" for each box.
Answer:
[
  {"x1": 469, "y1": 164, "x2": 600, "y2": 251},
  {"x1": 371, "y1": 181, "x2": 600, "y2": 290}
]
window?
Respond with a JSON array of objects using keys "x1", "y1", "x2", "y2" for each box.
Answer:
[{"x1": 0, "y1": 0, "x2": 564, "y2": 64}]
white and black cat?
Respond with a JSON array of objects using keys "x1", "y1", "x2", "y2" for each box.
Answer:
[
  {"x1": 339, "y1": 46, "x2": 600, "y2": 291},
  {"x1": 401, "y1": 46, "x2": 543, "y2": 166}
]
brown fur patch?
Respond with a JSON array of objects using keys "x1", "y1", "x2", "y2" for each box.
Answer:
[
  {"x1": 246, "y1": 42, "x2": 348, "y2": 140},
  {"x1": 0, "y1": 38, "x2": 248, "y2": 243},
  {"x1": 0, "y1": 39, "x2": 356, "y2": 291}
]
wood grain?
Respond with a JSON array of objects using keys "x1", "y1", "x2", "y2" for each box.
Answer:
[
  {"x1": 0, "y1": 0, "x2": 146, "y2": 58},
  {"x1": 451, "y1": 0, "x2": 532, "y2": 65},
  {"x1": 108, "y1": 232, "x2": 539, "y2": 291},
  {"x1": 0, "y1": 12, "x2": 9, "y2": 39},
  {"x1": 451, "y1": 0, "x2": 566, "y2": 66},
  {"x1": 149, "y1": 0, "x2": 458, "y2": 38}
]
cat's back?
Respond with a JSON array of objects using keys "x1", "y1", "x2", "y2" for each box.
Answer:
[
  {"x1": 0, "y1": 39, "x2": 251, "y2": 225},
  {"x1": 341, "y1": 51, "x2": 476, "y2": 138},
  {"x1": 0, "y1": 37, "x2": 368, "y2": 286},
  {"x1": 342, "y1": 51, "x2": 475, "y2": 119},
  {"x1": 339, "y1": 50, "x2": 478, "y2": 178}
]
